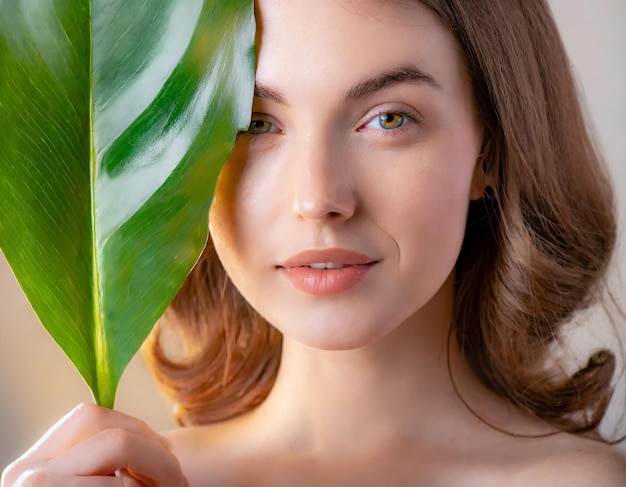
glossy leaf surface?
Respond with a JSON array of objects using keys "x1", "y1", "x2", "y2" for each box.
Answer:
[{"x1": 0, "y1": 0, "x2": 255, "y2": 407}]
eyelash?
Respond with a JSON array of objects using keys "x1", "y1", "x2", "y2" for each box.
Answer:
[
  {"x1": 244, "y1": 114, "x2": 279, "y2": 136},
  {"x1": 359, "y1": 107, "x2": 422, "y2": 134}
]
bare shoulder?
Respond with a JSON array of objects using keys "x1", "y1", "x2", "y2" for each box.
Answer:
[
  {"x1": 510, "y1": 438, "x2": 626, "y2": 487},
  {"x1": 162, "y1": 419, "x2": 256, "y2": 486},
  {"x1": 164, "y1": 421, "x2": 231, "y2": 463}
]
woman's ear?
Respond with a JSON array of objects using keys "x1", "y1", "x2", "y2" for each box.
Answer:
[{"x1": 470, "y1": 153, "x2": 496, "y2": 201}]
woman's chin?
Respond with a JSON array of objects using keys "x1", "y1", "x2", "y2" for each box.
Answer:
[{"x1": 273, "y1": 314, "x2": 402, "y2": 353}]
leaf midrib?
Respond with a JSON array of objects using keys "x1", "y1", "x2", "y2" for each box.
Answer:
[{"x1": 89, "y1": 0, "x2": 109, "y2": 408}]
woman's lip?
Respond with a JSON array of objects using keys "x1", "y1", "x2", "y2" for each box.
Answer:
[
  {"x1": 277, "y1": 248, "x2": 379, "y2": 296},
  {"x1": 279, "y1": 248, "x2": 378, "y2": 268}
]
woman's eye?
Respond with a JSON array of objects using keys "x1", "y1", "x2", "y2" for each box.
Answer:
[
  {"x1": 366, "y1": 112, "x2": 406, "y2": 130},
  {"x1": 247, "y1": 119, "x2": 274, "y2": 135}
]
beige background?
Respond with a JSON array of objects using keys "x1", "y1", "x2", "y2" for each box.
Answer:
[{"x1": 1, "y1": 0, "x2": 625, "y2": 471}]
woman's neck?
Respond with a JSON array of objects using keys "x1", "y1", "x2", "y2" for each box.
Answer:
[{"x1": 244, "y1": 275, "x2": 509, "y2": 455}]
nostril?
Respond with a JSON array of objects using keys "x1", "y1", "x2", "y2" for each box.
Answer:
[{"x1": 292, "y1": 185, "x2": 356, "y2": 221}]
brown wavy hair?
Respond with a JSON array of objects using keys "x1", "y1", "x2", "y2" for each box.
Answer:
[{"x1": 144, "y1": 0, "x2": 620, "y2": 435}]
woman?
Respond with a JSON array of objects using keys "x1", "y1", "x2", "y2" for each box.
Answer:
[{"x1": 3, "y1": 0, "x2": 626, "y2": 485}]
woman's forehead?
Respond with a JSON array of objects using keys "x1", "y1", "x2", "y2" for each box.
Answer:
[
  {"x1": 256, "y1": 0, "x2": 440, "y2": 29},
  {"x1": 254, "y1": 0, "x2": 461, "y2": 96}
]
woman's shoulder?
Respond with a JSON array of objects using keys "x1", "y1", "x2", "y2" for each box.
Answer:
[
  {"x1": 507, "y1": 436, "x2": 626, "y2": 487},
  {"x1": 163, "y1": 418, "x2": 262, "y2": 486}
]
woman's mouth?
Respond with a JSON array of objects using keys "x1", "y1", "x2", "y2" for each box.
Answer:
[{"x1": 278, "y1": 249, "x2": 379, "y2": 295}]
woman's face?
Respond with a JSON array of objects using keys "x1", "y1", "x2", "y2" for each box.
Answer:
[{"x1": 209, "y1": 0, "x2": 484, "y2": 350}]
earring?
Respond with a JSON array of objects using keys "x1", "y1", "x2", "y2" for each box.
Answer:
[{"x1": 484, "y1": 185, "x2": 495, "y2": 198}]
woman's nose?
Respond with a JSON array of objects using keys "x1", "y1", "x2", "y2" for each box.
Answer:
[{"x1": 291, "y1": 139, "x2": 357, "y2": 222}]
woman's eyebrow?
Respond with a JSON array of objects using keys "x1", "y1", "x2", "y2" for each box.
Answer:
[
  {"x1": 344, "y1": 64, "x2": 441, "y2": 101},
  {"x1": 252, "y1": 64, "x2": 440, "y2": 106},
  {"x1": 254, "y1": 84, "x2": 287, "y2": 105}
]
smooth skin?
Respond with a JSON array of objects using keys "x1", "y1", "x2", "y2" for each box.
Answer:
[{"x1": 3, "y1": 0, "x2": 626, "y2": 486}]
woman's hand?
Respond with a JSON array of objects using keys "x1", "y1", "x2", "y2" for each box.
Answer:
[{"x1": 1, "y1": 403, "x2": 188, "y2": 487}]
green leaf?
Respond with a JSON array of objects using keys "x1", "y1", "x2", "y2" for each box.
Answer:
[{"x1": 0, "y1": 0, "x2": 255, "y2": 408}]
